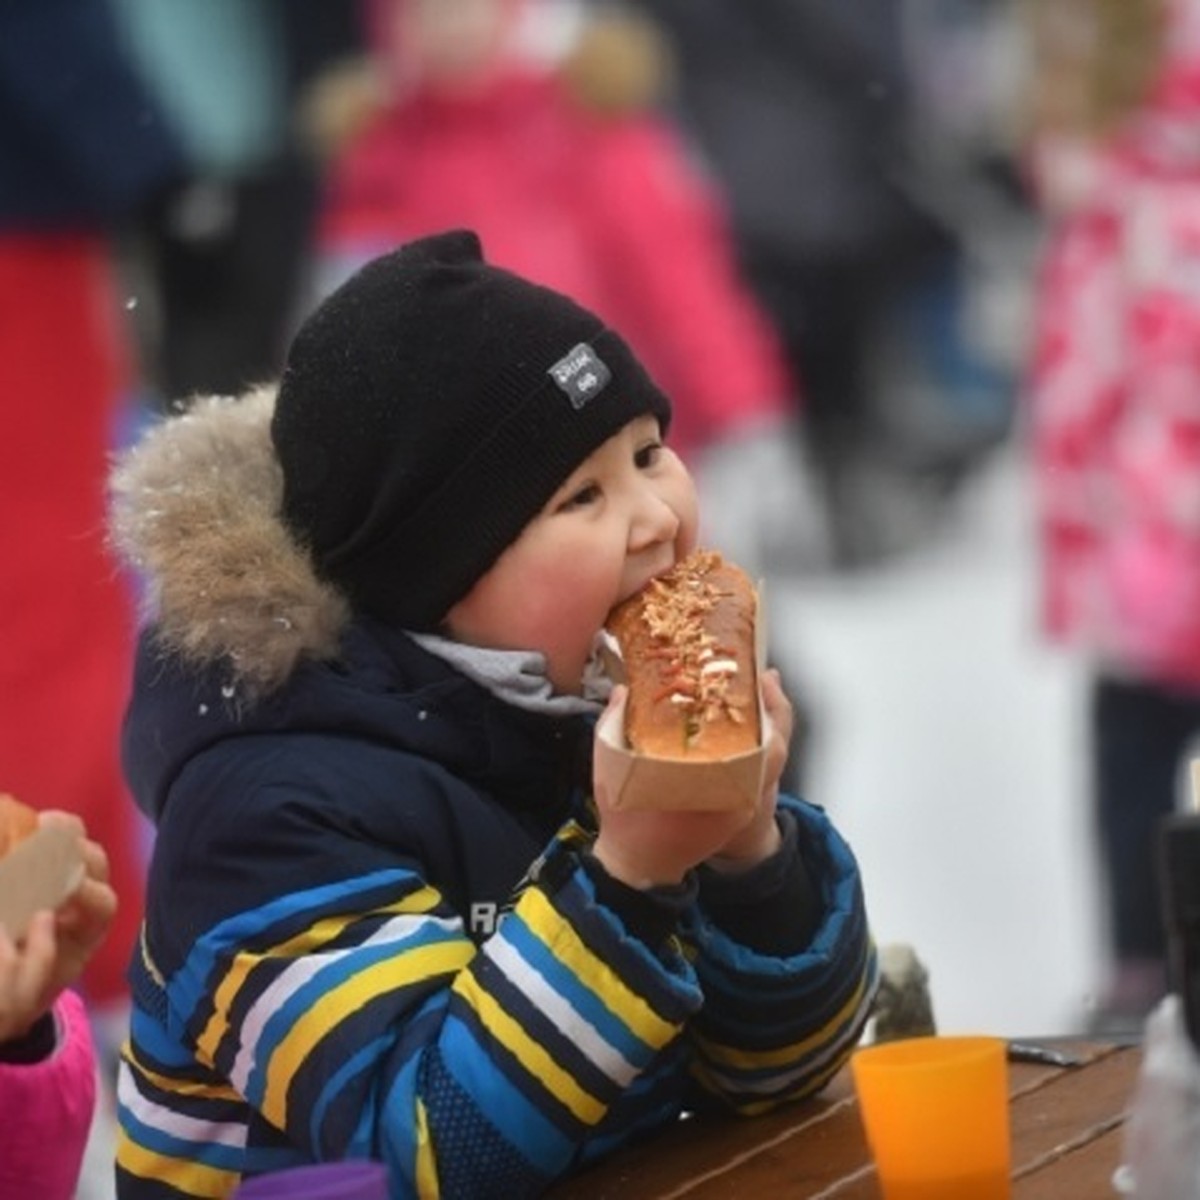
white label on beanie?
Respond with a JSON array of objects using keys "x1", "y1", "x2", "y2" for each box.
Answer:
[{"x1": 547, "y1": 343, "x2": 611, "y2": 409}]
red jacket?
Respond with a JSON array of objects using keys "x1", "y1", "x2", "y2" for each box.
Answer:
[
  {"x1": 0, "y1": 236, "x2": 145, "y2": 1006},
  {"x1": 317, "y1": 69, "x2": 793, "y2": 461}
]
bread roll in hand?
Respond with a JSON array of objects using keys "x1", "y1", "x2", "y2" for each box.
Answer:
[
  {"x1": 605, "y1": 550, "x2": 760, "y2": 759},
  {"x1": 0, "y1": 794, "x2": 38, "y2": 858}
]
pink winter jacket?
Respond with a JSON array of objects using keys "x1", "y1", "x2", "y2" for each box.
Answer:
[
  {"x1": 317, "y1": 69, "x2": 793, "y2": 463},
  {"x1": 0, "y1": 990, "x2": 97, "y2": 1200},
  {"x1": 1027, "y1": 0, "x2": 1200, "y2": 685}
]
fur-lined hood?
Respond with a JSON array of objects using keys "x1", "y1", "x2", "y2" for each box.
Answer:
[{"x1": 110, "y1": 387, "x2": 351, "y2": 695}]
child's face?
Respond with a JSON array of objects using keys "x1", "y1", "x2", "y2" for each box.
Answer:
[
  {"x1": 388, "y1": 0, "x2": 517, "y2": 90},
  {"x1": 443, "y1": 415, "x2": 698, "y2": 693}
]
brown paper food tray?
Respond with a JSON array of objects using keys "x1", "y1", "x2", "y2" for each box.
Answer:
[
  {"x1": 594, "y1": 576, "x2": 769, "y2": 812},
  {"x1": 0, "y1": 822, "x2": 85, "y2": 939}
]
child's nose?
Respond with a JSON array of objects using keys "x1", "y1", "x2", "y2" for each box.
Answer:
[{"x1": 629, "y1": 488, "x2": 680, "y2": 549}]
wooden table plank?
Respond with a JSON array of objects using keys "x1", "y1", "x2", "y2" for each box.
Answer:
[
  {"x1": 1010, "y1": 1046, "x2": 1136, "y2": 1174},
  {"x1": 677, "y1": 1106, "x2": 875, "y2": 1200},
  {"x1": 553, "y1": 1043, "x2": 1141, "y2": 1199},
  {"x1": 550, "y1": 1095, "x2": 854, "y2": 1200},
  {"x1": 1016, "y1": 1127, "x2": 1126, "y2": 1199}
]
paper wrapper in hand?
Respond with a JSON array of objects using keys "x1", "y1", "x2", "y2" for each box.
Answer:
[
  {"x1": 596, "y1": 694, "x2": 767, "y2": 811},
  {"x1": 0, "y1": 822, "x2": 85, "y2": 940},
  {"x1": 595, "y1": 579, "x2": 769, "y2": 812}
]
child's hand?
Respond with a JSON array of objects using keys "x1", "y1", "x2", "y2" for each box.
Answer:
[
  {"x1": 706, "y1": 668, "x2": 793, "y2": 873},
  {"x1": 0, "y1": 813, "x2": 116, "y2": 1043},
  {"x1": 590, "y1": 669, "x2": 795, "y2": 888}
]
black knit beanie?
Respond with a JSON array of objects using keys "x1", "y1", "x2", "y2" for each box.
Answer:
[{"x1": 272, "y1": 230, "x2": 672, "y2": 629}]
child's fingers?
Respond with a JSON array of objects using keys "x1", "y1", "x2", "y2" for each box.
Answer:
[
  {"x1": 35, "y1": 809, "x2": 85, "y2": 839},
  {"x1": 34, "y1": 812, "x2": 111, "y2": 889},
  {"x1": 80, "y1": 877, "x2": 118, "y2": 928},
  {"x1": 19, "y1": 909, "x2": 57, "y2": 977},
  {"x1": 0, "y1": 911, "x2": 57, "y2": 1040},
  {"x1": 760, "y1": 668, "x2": 794, "y2": 743},
  {"x1": 35, "y1": 815, "x2": 114, "y2": 940},
  {"x1": 759, "y1": 668, "x2": 794, "y2": 784},
  {"x1": 50, "y1": 879, "x2": 115, "y2": 998},
  {"x1": 56, "y1": 877, "x2": 117, "y2": 945},
  {"x1": 79, "y1": 836, "x2": 111, "y2": 884}
]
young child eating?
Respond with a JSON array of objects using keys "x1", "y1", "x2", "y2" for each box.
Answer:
[{"x1": 110, "y1": 229, "x2": 875, "y2": 1198}]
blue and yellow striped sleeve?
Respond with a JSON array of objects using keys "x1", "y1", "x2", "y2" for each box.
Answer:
[
  {"x1": 119, "y1": 840, "x2": 703, "y2": 1199},
  {"x1": 412, "y1": 848, "x2": 702, "y2": 1194},
  {"x1": 683, "y1": 797, "x2": 878, "y2": 1114}
]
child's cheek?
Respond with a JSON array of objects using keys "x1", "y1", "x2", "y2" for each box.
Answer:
[
  {"x1": 517, "y1": 564, "x2": 614, "y2": 687},
  {"x1": 520, "y1": 570, "x2": 608, "y2": 646}
]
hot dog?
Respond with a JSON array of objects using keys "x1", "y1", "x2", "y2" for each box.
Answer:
[{"x1": 605, "y1": 549, "x2": 760, "y2": 758}]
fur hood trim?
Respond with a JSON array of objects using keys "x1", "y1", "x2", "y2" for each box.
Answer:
[{"x1": 109, "y1": 387, "x2": 350, "y2": 695}]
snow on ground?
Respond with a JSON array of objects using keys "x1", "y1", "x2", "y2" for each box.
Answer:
[{"x1": 770, "y1": 447, "x2": 1105, "y2": 1037}]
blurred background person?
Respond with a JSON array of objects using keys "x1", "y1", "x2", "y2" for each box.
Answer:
[
  {"x1": 602, "y1": 0, "x2": 1014, "y2": 566},
  {"x1": 300, "y1": 0, "x2": 833, "y2": 584},
  {"x1": 1021, "y1": 0, "x2": 1200, "y2": 1033},
  {"x1": 0, "y1": 0, "x2": 186, "y2": 1070},
  {"x1": 109, "y1": 0, "x2": 363, "y2": 410}
]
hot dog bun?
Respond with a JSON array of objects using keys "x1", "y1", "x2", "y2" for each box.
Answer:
[
  {"x1": 605, "y1": 550, "x2": 759, "y2": 758},
  {"x1": 0, "y1": 794, "x2": 38, "y2": 858}
]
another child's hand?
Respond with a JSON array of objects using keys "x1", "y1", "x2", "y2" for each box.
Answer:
[
  {"x1": 590, "y1": 669, "x2": 794, "y2": 888},
  {"x1": 0, "y1": 813, "x2": 116, "y2": 1043}
]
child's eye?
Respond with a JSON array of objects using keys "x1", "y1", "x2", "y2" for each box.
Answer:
[
  {"x1": 635, "y1": 441, "x2": 663, "y2": 469},
  {"x1": 557, "y1": 483, "x2": 601, "y2": 512}
]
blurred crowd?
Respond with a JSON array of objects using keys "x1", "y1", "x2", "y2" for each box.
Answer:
[
  {"x1": 13, "y1": 0, "x2": 1200, "y2": 1193},
  {"x1": 105, "y1": 0, "x2": 1030, "y2": 571}
]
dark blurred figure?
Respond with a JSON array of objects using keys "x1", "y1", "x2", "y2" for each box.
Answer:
[
  {"x1": 607, "y1": 0, "x2": 966, "y2": 563},
  {"x1": 110, "y1": 0, "x2": 363, "y2": 406},
  {"x1": 0, "y1": 0, "x2": 186, "y2": 1041}
]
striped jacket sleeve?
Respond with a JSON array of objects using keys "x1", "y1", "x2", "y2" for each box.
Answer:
[
  {"x1": 119, "y1": 827, "x2": 703, "y2": 1199},
  {"x1": 682, "y1": 796, "x2": 877, "y2": 1114}
]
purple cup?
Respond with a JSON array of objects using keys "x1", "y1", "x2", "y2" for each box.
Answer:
[{"x1": 232, "y1": 1161, "x2": 390, "y2": 1199}]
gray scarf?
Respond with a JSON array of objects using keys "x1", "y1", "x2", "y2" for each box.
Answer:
[{"x1": 409, "y1": 633, "x2": 612, "y2": 718}]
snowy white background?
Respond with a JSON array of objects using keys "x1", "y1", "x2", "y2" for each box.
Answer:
[{"x1": 771, "y1": 447, "x2": 1103, "y2": 1039}]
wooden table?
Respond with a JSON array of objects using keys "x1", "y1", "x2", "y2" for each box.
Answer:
[{"x1": 553, "y1": 1042, "x2": 1141, "y2": 1198}]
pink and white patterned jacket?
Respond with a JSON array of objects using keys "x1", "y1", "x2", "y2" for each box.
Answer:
[{"x1": 1028, "y1": 0, "x2": 1200, "y2": 685}]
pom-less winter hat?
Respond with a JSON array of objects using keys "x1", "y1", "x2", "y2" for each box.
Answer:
[{"x1": 272, "y1": 229, "x2": 672, "y2": 629}]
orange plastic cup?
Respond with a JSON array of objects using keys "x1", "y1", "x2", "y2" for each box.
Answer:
[{"x1": 850, "y1": 1035, "x2": 1012, "y2": 1200}]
